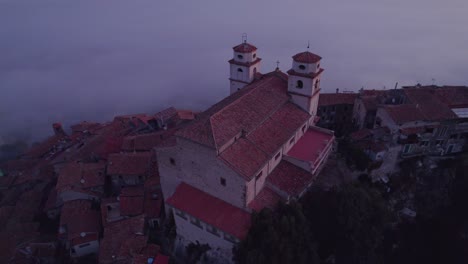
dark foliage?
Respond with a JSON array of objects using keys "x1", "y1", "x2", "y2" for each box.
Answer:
[
  {"x1": 235, "y1": 183, "x2": 391, "y2": 264},
  {"x1": 234, "y1": 202, "x2": 319, "y2": 264}
]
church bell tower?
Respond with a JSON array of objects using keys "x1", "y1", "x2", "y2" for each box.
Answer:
[
  {"x1": 228, "y1": 35, "x2": 261, "y2": 94},
  {"x1": 287, "y1": 51, "x2": 324, "y2": 117}
]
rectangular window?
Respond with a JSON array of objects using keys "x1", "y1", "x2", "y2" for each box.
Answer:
[
  {"x1": 403, "y1": 144, "x2": 411, "y2": 154},
  {"x1": 206, "y1": 225, "x2": 220, "y2": 237},
  {"x1": 175, "y1": 209, "x2": 187, "y2": 220},
  {"x1": 190, "y1": 217, "x2": 203, "y2": 229},
  {"x1": 220, "y1": 177, "x2": 226, "y2": 186},
  {"x1": 274, "y1": 152, "x2": 281, "y2": 161}
]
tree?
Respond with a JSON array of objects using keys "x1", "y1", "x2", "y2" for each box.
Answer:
[
  {"x1": 302, "y1": 183, "x2": 392, "y2": 264},
  {"x1": 234, "y1": 202, "x2": 319, "y2": 264}
]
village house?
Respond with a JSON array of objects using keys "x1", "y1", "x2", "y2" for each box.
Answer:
[
  {"x1": 55, "y1": 161, "x2": 106, "y2": 203},
  {"x1": 107, "y1": 152, "x2": 152, "y2": 192},
  {"x1": 317, "y1": 91, "x2": 357, "y2": 137},
  {"x1": 98, "y1": 215, "x2": 147, "y2": 264},
  {"x1": 374, "y1": 85, "x2": 468, "y2": 157},
  {"x1": 58, "y1": 199, "x2": 101, "y2": 258},
  {"x1": 157, "y1": 41, "x2": 335, "y2": 260}
]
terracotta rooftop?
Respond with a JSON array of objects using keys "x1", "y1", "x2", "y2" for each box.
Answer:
[
  {"x1": 56, "y1": 161, "x2": 106, "y2": 192},
  {"x1": 121, "y1": 129, "x2": 177, "y2": 152},
  {"x1": 120, "y1": 186, "x2": 145, "y2": 216},
  {"x1": 167, "y1": 183, "x2": 251, "y2": 239},
  {"x1": 267, "y1": 160, "x2": 315, "y2": 197},
  {"x1": 433, "y1": 86, "x2": 468, "y2": 108},
  {"x1": 219, "y1": 138, "x2": 269, "y2": 181},
  {"x1": 107, "y1": 152, "x2": 152, "y2": 176},
  {"x1": 154, "y1": 107, "x2": 178, "y2": 123},
  {"x1": 292, "y1": 51, "x2": 322, "y2": 64},
  {"x1": 98, "y1": 215, "x2": 146, "y2": 264},
  {"x1": 319, "y1": 93, "x2": 357, "y2": 106},
  {"x1": 176, "y1": 73, "x2": 297, "y2": 150},
  {"x1": 247, "y1": 186, "x2": 283, "y2": 212},
  {"x1": 286, "y1": 128, "x2": 334, "y2": 165},
  {"x1": 383, "y1": 104, "x2": 426, "y2": 124},
  {"x1": 59, "y1": 200, "x2": 100, "y2": 241},
  {"x1": 403, "y1": 87, "x2": 458, "y2": 121},
  {"x1": 233, "y1": 42, "x2": 257, "y2": 53}
]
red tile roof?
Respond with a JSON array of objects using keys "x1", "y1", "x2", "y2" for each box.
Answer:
[
  {"x1": 98, "y1": 215, "x2": 146, "y2": 264},
  {"x1": 71, "y1": 232, "x2": 99, "y2": 246},
  {"x1": 155, "y1": 107, "x2": 178, "y2": 123},
  {"x1": 177, "y1": 109, "x2": 196, "y2": 120},
  {"x1": 120, "y1": 186, "x2": 145, "y2": 216},
  {"x1": 59, "y1": 200, "x2": 100, "y2": 241},
  {"x1": 219, "y1": 138, "x2": 269, "y2": 180},
  {"x1": 176, "y1": 73, "x2": 295, "y2": 150},
  {"x1": 70, "y1": 121, "x2": 101, "y2": 133},
  {"x1": 56, "y1": 161, "x2": 106, "y2": 192},
  {"x1": 121, "y1": 129, "x2": 176, "y2": 152},
  {"x1": 233, "y1": 43, "x2": 257, "y2": 53},
  {"x1": 247, "y1": 102, "x2": 309, "y2": 155},
  {"x1": 247, "y1": 186, "x2": 283, "y2": 212},
  {"x1": 319, "y1": 93, "x2": 357, "y2": 106},
  {"x1": 266, "y1": 161, "x2": 315, "y2": 197},
  {"x1": 287, "y1": 128, "x2": 334, "y2": 165},
  {"x1": 292, "y1": 51, "x2": 322, "y2": 63},
  {"x1": 383, "y1": 104, "x2": 425, "y2": 124},
  {"x1": 166, "y1": 183, "x2": 251, "y2": 239},
  {"x1": 404, "y1": 88, "x2": 457, "y2": 121},
  {"x1": 107, "y1": 152, "x2": 152, "y2": 176},
  {"x1": 433, "y1": 86, "x2": 468, "y2": 108}
]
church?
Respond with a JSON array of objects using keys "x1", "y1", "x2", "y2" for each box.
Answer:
[{"x1": 156, "y1": 39, "x2": 335, "y2": 260}]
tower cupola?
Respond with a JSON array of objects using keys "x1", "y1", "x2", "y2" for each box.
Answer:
[
  {"x1": 287, "y1": 51, "x2": 324, "y2": 116},
  {"x1": 228, "y1": 36, "x2": 261, "y2": 94}
]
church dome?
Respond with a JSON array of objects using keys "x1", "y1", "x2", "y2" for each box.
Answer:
[
  {"x1": 292, "y1": 51, "x2": 322, "y2": 63},
  {"x1": 233, "y1": 43, "x2": 257, "y2": 53}
]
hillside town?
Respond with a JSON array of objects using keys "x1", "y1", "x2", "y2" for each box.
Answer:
[{"x1": 1, "y1": 40, "x2": 467, "y2": 264}]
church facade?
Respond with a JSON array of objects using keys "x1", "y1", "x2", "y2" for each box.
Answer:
[{"x1": 156, "y1": 41, "x2": 335, "y2": 260}]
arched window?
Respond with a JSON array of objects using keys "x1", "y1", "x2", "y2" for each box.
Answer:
[
  {"x1": 253, "y1": 53, "x2": 256, "y2": 59},
  {"x1": 237, "y1": 54, "x2": 243, "y2": 59},
  {"x1": 237, "y1": 68, "x2": 243, "y2": 73},
  {"x1": 253, "y1": 67, "x2": 257, "y2": 74},
  {"x1": 299, "y1": 65, "x2": 306, "y2": 70},
  {"x1": 296, "y1": 80, "x2": 303, "y2": 88}
]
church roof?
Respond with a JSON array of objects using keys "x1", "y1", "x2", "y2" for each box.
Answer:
[
  {"x1": 175, "y1": 72, "x2": 311, "y2": 180},
  {"x1": 267, "y1": 160, "x2": 316, "y2": 197},
  {"x1": 167, "y1": 182, "x2": 251, "y2": 239},
  {"x1": 233, "y1": 42, "x2": 257, "y2": 53},
  {"x1": 292, "y1": 51, "x2": 322, "y2": 64}
]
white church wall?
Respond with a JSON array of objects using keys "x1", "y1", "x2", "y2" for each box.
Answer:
[{"x1": 173, "y1": 138, "x2": 247, "y2": 209}]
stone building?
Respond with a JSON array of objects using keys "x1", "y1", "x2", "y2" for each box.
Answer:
[
  {"x1": 157, "y1": 41, "x2": 335, "y2": 260},
  {"x1": 317, "y1": 91, "x2": 357, "y2": 137}
]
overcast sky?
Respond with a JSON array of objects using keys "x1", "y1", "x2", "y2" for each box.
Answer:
[{"x1": 0, "y1": 0, "x2": 467, "y2": 143}]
